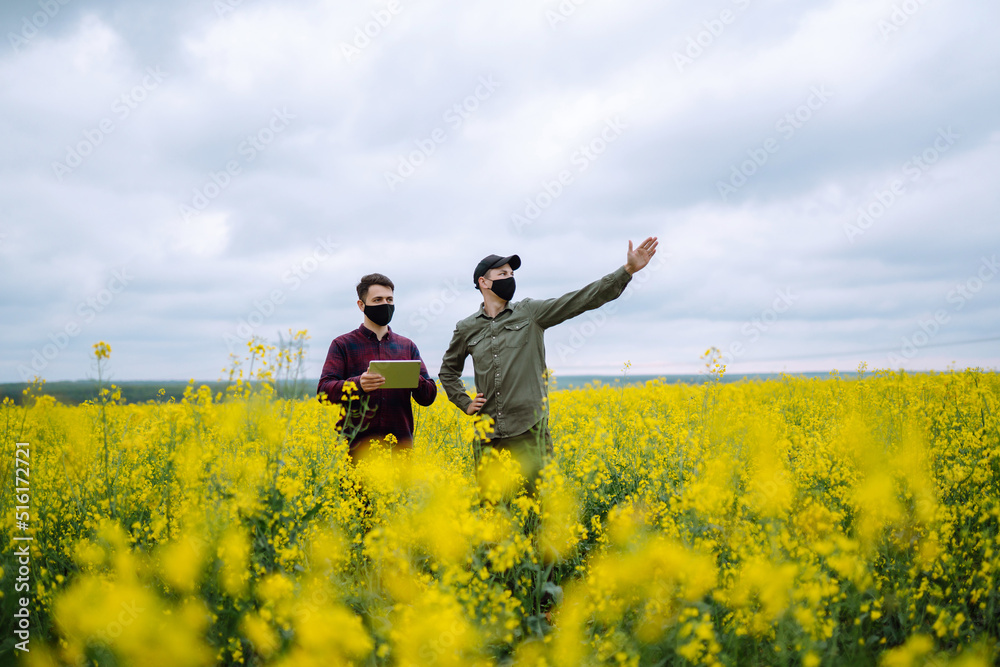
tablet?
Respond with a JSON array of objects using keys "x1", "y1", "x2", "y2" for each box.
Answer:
[{"x1": 367, "y1": 360, "x2": 422, "y2": 389}]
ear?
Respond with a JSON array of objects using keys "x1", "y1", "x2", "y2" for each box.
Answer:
[{"x1": 357, "y1": 299, "x2": 365, "y2": 312}]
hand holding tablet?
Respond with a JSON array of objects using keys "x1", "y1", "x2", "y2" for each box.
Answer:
[{"x1": 366, "y1": 360, "x2": 421, "y2": 389}]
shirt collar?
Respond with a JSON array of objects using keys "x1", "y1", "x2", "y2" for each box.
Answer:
[
  {"x1": 475, "y1": 301, "x2": 513, "y2": 320},
  {"x1": 357, "y1": 323, "x2": 392, "y2": 340}
]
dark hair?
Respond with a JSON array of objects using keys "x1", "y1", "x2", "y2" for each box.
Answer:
[{"x1": 356, "y1": 273, "x2": 394, "y2": 302}]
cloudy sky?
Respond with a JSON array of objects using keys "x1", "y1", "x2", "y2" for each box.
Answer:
[{"x1": 1, "y1": 0, "x2": 998, "y2": 383}]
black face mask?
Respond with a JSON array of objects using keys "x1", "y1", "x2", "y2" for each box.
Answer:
[
  {"x1": 364, "y1": 303, "x2": 394, "y2": 326},
  {"x1": 488, "y1": 276, "x2": 516, "y2": 302}
]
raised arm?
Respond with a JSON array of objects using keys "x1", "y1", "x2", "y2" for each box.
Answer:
[{"x1": 529, "y1": 237, "x2": 657, "y2": 329}]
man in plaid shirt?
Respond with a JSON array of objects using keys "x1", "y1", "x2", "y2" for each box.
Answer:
[{"x1": 318, "y1": 273, "x2": 437, "y2": 459}]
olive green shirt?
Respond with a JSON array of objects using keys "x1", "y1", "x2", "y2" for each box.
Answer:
[{"x1": 439, "y1": 266, "x2": 633, "y2": 438}]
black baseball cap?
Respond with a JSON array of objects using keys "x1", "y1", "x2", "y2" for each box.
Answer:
[{"x1": 473, "y1": 253, "x2": 521, "y2": 289}]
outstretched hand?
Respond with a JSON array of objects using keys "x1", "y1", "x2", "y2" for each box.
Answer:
[{"x1": 625, "y1": 236, "x2": 658, "y2": 274}]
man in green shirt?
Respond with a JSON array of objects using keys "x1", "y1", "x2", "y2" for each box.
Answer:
[{"x1": 439, "y1": 237, "x2": 659, "y2": 490}]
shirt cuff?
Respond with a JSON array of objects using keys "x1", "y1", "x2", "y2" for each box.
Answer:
[
  {"x1": 346, "y1": 376, "x2": 364, "y2": 395},
  {"x1": 614, "y1": 264, "x2": 633, "y2": 284}
]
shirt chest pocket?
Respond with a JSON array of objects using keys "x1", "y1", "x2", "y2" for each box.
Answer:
[
  {"x1": 503, "y1": 319, "x2": 531, "y2": 349},
  {"x1": 467, "y1": 332, "x2": 492, "y2": 366}
]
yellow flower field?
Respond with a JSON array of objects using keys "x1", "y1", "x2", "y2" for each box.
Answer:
[{"x1": 1, "y1": 341, "x2": 998, "y2": 666}]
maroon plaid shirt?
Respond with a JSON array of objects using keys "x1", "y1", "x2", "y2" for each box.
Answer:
[{"x1": 317, "y1": 324, "x2": 437, "y2": 450}]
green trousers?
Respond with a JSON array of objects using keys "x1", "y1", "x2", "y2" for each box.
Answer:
[{"x1": 473, "y1": 419, "x2": 553, "y2": 495}]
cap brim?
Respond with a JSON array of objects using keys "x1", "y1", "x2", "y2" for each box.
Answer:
[{"x1": 491, "y1": 254, "x2": 521, "y2": 271}]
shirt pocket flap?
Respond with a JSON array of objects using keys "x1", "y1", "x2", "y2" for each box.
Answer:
[
  {"x1": 502, "y1": 319, "x2": 531, "y2": 347},
  {"x1": 468, "y1": 332, "x2": 487, "y2": 348}
]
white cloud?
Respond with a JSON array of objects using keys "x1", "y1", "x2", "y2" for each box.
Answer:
[
  {"x1": 0, "y1": 0, "x2": 997, "y2": 381},
  {"x1": 172, "y1": 210, "x2": 231, "y2": 257}
]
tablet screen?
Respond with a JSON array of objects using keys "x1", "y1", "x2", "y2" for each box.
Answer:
[{"x1": 367, "y1": 360, "x2": 421, "y2": 389}]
